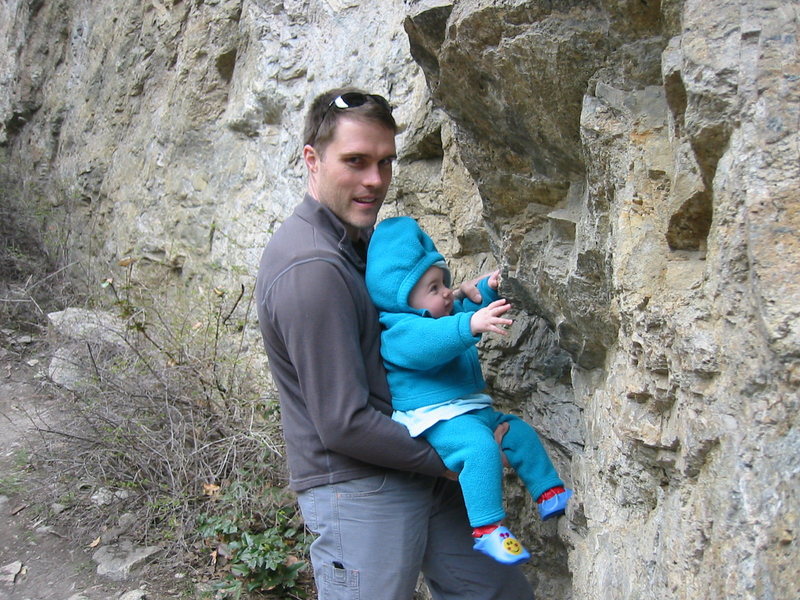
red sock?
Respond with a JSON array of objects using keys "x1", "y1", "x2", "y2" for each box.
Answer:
[
  {"x1": 537, "y1": 486, "x2": 566, "y2": 503},
  {"x1": 472, "y1": 524, "x2": 500, "y2": 538}
]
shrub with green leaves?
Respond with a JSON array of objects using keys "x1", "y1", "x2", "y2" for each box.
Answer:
[{"x1": 198, "y1": 488, "x2": 310, "y2": 599}]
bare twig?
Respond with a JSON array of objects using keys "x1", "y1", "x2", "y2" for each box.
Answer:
[
  {"x1": 222, "y1": 284, "x2": 245, "y2": 326},
  {"x1": 87, "y1": 341, "x2": 101, "y2": 382},
  {"x1": 34, "y1": 426, "x2": 105, "y2": 446}
]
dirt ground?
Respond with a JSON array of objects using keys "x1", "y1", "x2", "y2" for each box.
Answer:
[{"x1": 0, "y1": 345, "x2": 184, "y2": 600}]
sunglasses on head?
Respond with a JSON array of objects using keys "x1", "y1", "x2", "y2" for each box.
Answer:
[{"x1": 328, "y1": 92, "x2": 392, "y2": 113}]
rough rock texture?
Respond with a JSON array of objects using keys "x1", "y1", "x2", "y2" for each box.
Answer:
[{"x1": 1, "y1": 0, "x2": 797, "y2": 598}]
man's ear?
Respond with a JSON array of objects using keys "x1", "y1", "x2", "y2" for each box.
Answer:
[{"x1": 303, "y1": 144, "x2": 319, "y2": 173}]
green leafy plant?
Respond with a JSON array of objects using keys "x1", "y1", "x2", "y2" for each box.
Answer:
[{"x1": 198, "y1": 489, "x2": 310, "y2": 599}]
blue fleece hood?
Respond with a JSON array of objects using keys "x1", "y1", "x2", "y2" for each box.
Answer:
[{"x1": 366, "y1": 217, "x2": 451, "y2": 314}]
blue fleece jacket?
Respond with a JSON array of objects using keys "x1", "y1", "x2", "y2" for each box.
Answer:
[{"x1": 365, "y1": 216, "x2": 499, "y2": 412}]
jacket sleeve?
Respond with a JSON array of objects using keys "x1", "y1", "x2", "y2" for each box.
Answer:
[
  {"x1": 380, "y1": 311, "x2": 480, "y2": 371},
  {"x1": 264, "y1": 257, "x2": 446, "y2": 476}
]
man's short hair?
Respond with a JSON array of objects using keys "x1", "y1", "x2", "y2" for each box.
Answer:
[{"x1": 303, "y1": 87, "x2": 397, "y2": 154}]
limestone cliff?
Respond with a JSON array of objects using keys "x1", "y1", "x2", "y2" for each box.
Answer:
[{"x1": 1, "y1": 0, "x2": 797, "y2": 598}]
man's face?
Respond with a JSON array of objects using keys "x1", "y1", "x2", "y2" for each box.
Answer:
[
  {"x1": 409, "y1": 266, "x2": 453, "y2": 318},
  {"x1": 304, "y1": 116, "x2": 397, "y2": 239}
]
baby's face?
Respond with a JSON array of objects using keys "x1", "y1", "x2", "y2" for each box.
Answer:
[{"x1": 409, "y1": 266, "x2": 453, "y2": 318}]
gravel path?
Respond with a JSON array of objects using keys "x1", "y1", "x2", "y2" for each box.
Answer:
[{"x1": 0, "y1": 346, "x2": 163, "y2": 600}]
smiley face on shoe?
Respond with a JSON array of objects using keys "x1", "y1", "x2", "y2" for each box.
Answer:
[
  {"x1": 499, "y1": 531, "x2": 523, "y2": 555},
  {"x1": 503, "y1": 536, "x2": 523, "y2": 555}
]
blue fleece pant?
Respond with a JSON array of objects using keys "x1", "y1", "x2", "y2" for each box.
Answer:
[{"x1": 424, "y1": 406, "x2": 564, "y2": 527}]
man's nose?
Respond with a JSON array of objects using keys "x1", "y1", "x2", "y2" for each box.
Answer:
[{"x1": 362, "y1": 163, "x2": 383, "y2": 187}]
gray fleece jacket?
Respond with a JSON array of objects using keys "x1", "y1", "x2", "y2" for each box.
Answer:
[{"x1": 255, "y1": 195, "x2": 446, "y2": 491}]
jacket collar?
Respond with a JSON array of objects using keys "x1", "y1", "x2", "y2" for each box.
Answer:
[{"x1": 296, "y1": 194, "x2": 371, "y2": 271}]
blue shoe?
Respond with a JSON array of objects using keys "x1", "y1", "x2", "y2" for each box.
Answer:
[
  {"x1": 472, "y1": 526, "x2": 531, "y2": 565},
  {"x1": 538, "y1": 488, "x2": 573, "y2": 521}
]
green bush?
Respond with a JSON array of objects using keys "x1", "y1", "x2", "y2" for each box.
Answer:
[{"x1": 198, "y1": 489, "x2": 310, "y2": 598}]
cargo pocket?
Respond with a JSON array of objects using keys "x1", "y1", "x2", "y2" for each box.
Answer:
[{"x1": 321, "y1": 560, "x2": 360, "y2": 599}]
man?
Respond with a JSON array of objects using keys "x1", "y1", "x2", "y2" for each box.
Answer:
[{"x1": 256, "y1": 87, "x2": 534, "y2": 599}]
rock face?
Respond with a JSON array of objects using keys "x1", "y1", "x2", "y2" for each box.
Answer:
[{"x1": 1, "y1": 1, "x2": 797, "y2": 598}]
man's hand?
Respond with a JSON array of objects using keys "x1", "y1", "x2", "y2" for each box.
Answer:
[
  {"x1": 487, "y1": 269, "x2": 501, "y2": 290},
  {"x1": 442, "y1": 421, "x2": 512, "y2": 480},
  {"x1": 455, "y1": 270, "x2": 500, "y2": 304},
  {"x1": 494, "y1": 422, "x2": 511, "y2": 468},
  {"x1": 442, "y1": 469, "x2": 459, "y2": 481},
  {"x1": 470, "y1": 299, "x2": 513, "y2": 336}
]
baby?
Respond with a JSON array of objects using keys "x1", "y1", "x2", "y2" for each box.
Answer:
[{"x1": 365, "y1": 216, "x2": 572, "y2": 565}]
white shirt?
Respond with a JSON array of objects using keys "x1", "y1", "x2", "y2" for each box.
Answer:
[{"x1": 392, "y1": 393, "x2": 493, "y2": 437}]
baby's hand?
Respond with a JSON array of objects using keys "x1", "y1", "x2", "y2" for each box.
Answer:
[
  {"x1": 470, "y1": 299, "x2": 513, "y2": 336},
  {"x1": 487, "y1": 269, "x2": 501, "y2": 290}
]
